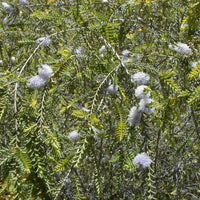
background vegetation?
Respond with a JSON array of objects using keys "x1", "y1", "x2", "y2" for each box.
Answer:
[{"x1": 0, "y1": 0, "x2": 200, "y2": 199}]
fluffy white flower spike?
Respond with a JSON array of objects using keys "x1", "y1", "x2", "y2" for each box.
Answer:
[
  {"x1": 27, "y1": 64, "x2": 53, "y2": 89},
  {"x1": 169, "y1": 42, "x2": 192, "y2": 55},
  {"x1": 131, "y1": 72, "x2": 150, "y2": 85},
  {"x1": 27, "y1": 75, "x2": 47, "y2": 89},
  {"x1": 133, "y1": 152, "x2": 152, "y2": 168},
  {"x1": 128, "y1": 106, "x2": 142, "y2": 127},
  {"x1": 38, "y1": 64, "x2": 53, "y2": 80},
  {"x1": 68, "y1": 130, "x2": 80, "y2": 142},
  {"x1": 139, "y1": 98, "x2": 154, "y2": 113},
  {"x1": 135, "y1": 85, "x2": 151, "y2": 99}
]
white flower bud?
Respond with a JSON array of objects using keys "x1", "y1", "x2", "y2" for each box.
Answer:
[
  {"x1": 11, "y1": 56, "x2": 16, "y2": 64},
  {"x1": 122, "y1": 50, "x2": 131, "y2": 57},
  {"x1": 133, "y1": 152, "x2": 152, "y2": 168},
  {"x1": 99, "y1": 45, "x2": 107, "y2": 57},
  {"x1": 27, "y1": 75, "x2": 47, "y2": 89},
  {"x1": 169, "y1": 42, "x2": 192, "y2": 55},
  {"x1": 106, "y1": 84, "x2": 119, "y2": 94}
]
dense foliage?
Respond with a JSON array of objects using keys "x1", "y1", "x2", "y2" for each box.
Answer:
[{"x1": 0, "y1": 0, "x2": 200, "y2": 199}]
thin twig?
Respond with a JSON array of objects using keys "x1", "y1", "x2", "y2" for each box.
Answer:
[
  {"x1": 90, "y1": 36, "x2": 132, "y2": 114},
  {"x1": 38, "y1": 90, "x2": 46, "y2": 128},
  {"x1": 191, "y1": 106, "x2": 200, "y2": 136},
  {"x1": 100, "y1": 36, "x2": 130, "y2": 75},
  {"x1": 54, "y1": 146, "x2": 81, "y2": 200},
  {"x1": 14, "y1": 41, "x2": 44, "y2": 131},
  {"x1": 54, "y1": 168, "x2": 73, "y2": 200},
  {"x1": 13, "y1": 28, "x2": 85, "y2": 131},
  {"x1": 90, "y1": 64, "x2": 120, "y2": 114}
]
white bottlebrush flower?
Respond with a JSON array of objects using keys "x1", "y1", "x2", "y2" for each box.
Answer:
[
  {"x1": 135, "y1": 85, "x2": 151, "y2": 99},
  {"x1": 27, "y1": 75, "x2": 47, "y2": 89},
  {"x1": 131, "y1": 72, "x2": 150, "y2": 85},
  {"x1": 169, "y1": 42, "x2": 192, "y2": 55},
  {"x1": 38, "y1": 64, "x2": 53, "y2": 80},
  {"x1": 68, "y1": 130, "x2": 80, "y2": 142},
  {"x1": 133, "y1": 152, "x2": 152, "y2": 168},
  {"x1": 19, "y1": 0, "x2": 29, "y2": 5},
  {"x1": 139, "y1": 98, "x2": 155, "y2": 113},
  {"x1": 36, "y1": 37, "x2": 52, "y2": 46},
  {"x1": 2, "y1": 2, "x2": 13, "y2": 13},
  {"x1": 106, "y1": 84, "x2": 119, "y2": 94},
  {"x1": 127, "y1": 106, "x2": 142, "y2": 127}
]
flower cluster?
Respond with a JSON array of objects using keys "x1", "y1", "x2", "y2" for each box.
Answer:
[
  {"x1": 127, "y1": 106, "x2": 142, "y2": 127},
  {"x1": 139, "y1": 98, "x2": 154, "y2": 113},
  {"x1": 68, "y1": 130, "x2": 80, "y2": 142},
  {"x1": 169, "y1": 42, "x2": 192, "y2": 55},
  {"x1": 27, "y1": 64, "x2": 53, "y2": 89},
  {"x1": 133, "y1": 152, "x2": 152, "y2": 168},
  {"x1": 131, "y1": 72, "x2": 150, "y2": 85},
  {"x1": 135, "y1": 85, "x2": 151, "y2": 99},
  {"x1": 128, "y1": 71, "x2": 154, "y2": 127}
]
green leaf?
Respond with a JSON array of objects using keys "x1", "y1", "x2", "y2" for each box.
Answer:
[
  {"x1": 54, "y1": 153, "x2": 74, "y2": 172},
  {"x1": 30, "y1": 10, "x2": 57, "y2": 20},
  {"x1": 115, "y1": 119, "x2": 127, "y2": 141},
  {"x1": 15, "y1": 148, "x2": 31, "y2": 172},
  {"x1": 189, "y1": 63, "x2": 200, "y2": 79},
  {"x1": 72, "y1": 110, "x2": 89, "y2": 119}
]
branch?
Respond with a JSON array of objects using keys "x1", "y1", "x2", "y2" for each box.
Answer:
[
  {"x1": 100, "y1": 36, "x2": 130, "y2": 76},
  {"x1": 90, "y1": 64, "x2": 120, "y2": 114}
]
